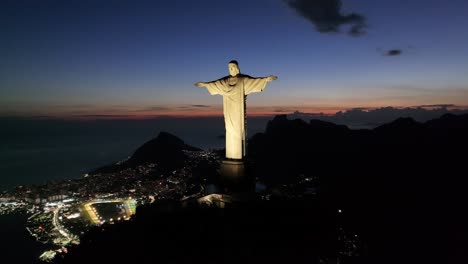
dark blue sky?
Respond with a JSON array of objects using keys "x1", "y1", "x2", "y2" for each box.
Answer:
[{"x1": 1, "y1": 0, "x2": 468, "y2": 118}]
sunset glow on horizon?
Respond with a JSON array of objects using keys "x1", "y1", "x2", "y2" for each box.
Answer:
[
  {"x1": 1, "y1": 0, "x2": 468, "y2": 120},
  {"x1": 2, "y1": 102, "x2": 467, "y2": 121}
]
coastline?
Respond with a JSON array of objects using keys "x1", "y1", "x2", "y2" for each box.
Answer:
[{"x1": 0, "y1": 212, "x2": 49, "y2": 263}]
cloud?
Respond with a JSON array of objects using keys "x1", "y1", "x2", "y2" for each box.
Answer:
[
  {"x1": 288, "y1": 106, "x2": 468, "y2": 129},
  {"x1": 131, "y1": 106, "x2": 171, "y2": 112},
  {"x1": 385, "y1": 49, "x2": 402, "y2": 56},
  {"x1": 177, "y1": 105, "x2": 212, "y2": 110},
  {"x1": 349, "y1": 107, "x2": 372, "y2": 111},
  {"x1": 274, "y1": 108, "x2": 294, "y2": 113},
  {"x1": 285, "y1": 0, "x2": 367, "y2": 36},
  {"x1": 51, "y1": 104, "x2": 94, "y2": 109},
  {"x1": 77, "y1": 115, "x2": 135, "y2": 118},
  {"x1": 416, "y1": 104, "x2": 455, "y2": 108},
  {"x1": 130, "y1": 105, "x2": 212, "y2": 113}
]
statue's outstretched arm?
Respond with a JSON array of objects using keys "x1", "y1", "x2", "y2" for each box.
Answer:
[
  {"x1": 194, "y1": 78, "x2": 224, "y2": 87},
  {"x1": 266, "y1": 75, "x2": 278, "y2": 82},
  {"x1": 195, "y1": 78, "x2": 227, "y2": 95},
  {"x1": 194, "y1": 82, "x2": 206, "y2": 87},
  {"x1": 244, "y1": 75, "x2": 278, "y2": 82}
]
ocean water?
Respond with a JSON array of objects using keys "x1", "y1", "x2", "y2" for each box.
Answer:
[
  {"x1": 0, "y1": 117, "x2": 270, "y2": 190},
  {"x1": 0, "y1": 212, "x2": 49, "y2": 263}
]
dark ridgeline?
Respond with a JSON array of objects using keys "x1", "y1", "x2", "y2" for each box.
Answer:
[
  {"x1": 248, "y1": 113, "x2": 468, "y2": 263},
  {"x1": 54, "y1": 113, "x2": 468, "y2": 264},
  {"x1": 90, "y1": 132, "x2": 201, "y2": 175}
]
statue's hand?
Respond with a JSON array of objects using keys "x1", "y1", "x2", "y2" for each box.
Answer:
[
  {"x1": 195, "y1": 82, "x2": 205, "y2": 87},
  {"x1": 267, "y1": 75, "x2": 278, "y2": 82}
]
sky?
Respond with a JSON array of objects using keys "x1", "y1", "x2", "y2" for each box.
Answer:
[{"x1": 1, "y1": 0, "x2": 468, "y2": 119}]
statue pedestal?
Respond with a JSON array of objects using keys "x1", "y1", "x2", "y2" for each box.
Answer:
[
  {"x1": 220, "y1": 159, "x2": 245, "y2": 179},
  {"x1": 218, "y1": 159, "x2": 254, "y2": 194}
]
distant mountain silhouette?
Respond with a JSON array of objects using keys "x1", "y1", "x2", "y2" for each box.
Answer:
[
  {"x1": 426, "y1": 113, "x2": 468, "y2": 129},
  {"x1": 289, "y1": 106, "x2": 468, "y2": 129},
  {"x1": 250, "y1": 113, "x2": 468, "y2": 183},
  {"x1": 309, "y1": 119, "x2": 349, "y2": 130},
  {"x1": 128, "y1": 131, "x2": 200, "y2": 164},
  {"x1": 91, "y1": 131, "x2": 200, "y2": 174},
  {"x1": 374, "y1": 117, "x2": 427, "y2": 132}
]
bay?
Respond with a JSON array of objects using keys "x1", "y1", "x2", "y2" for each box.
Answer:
[{"x1": 0, "y1": 212, "x2": 49, "y2": 263}]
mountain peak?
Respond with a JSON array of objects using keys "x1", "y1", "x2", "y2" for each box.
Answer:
[
  {"x1": 129, "y1": 132, "x2": 200, "y2": 165},
  {"x1": 426, "y1": 113, "x2": 468, "y2": 129},
  {"x1": 154, "y1": 131, "x2": 185, "y2": 145},
  {"x1": 374, "y1": 117, "x2": 424, "y2": 131},
  {"x1": 309, "y1": 119, "x2": 349, "y2": 130},
  {"x1": 90, "y1": 131, "x2": 200, "y2": 174}
]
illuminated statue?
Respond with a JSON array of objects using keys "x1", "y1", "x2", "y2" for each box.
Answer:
[{"x1": 195, "y1": 60, "x2": 277, "y2": 160}]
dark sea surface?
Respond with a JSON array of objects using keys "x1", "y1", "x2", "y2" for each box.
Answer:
[
  {"x1": 0, "y1": 117, "x2": 270, "y2": 190},
  {"x1": 0, "y1": 212, "x2": 49, "y2": 263}
]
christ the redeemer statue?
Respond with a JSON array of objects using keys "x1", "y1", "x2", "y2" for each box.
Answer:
[{"x1": 195, "y1": 60, "x2": 277, "y2": 160}]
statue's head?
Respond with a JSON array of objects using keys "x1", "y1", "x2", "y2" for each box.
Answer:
[{"x1": 228, "y1": 60, "x2": 240, "y2": 77}]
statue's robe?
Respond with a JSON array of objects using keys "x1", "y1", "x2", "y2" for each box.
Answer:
[{"x1": 204, "y1": 74, "x2": 269, "y2": 160}]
